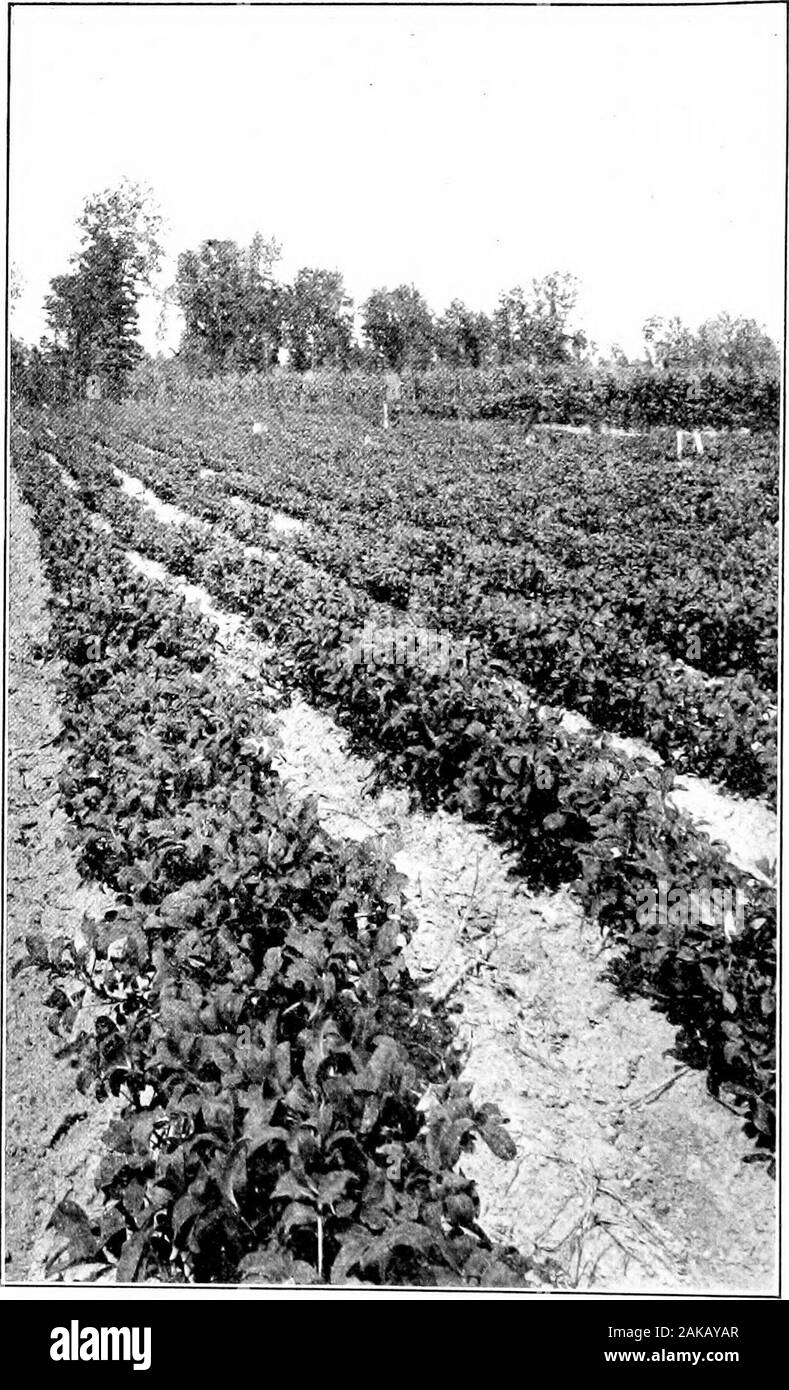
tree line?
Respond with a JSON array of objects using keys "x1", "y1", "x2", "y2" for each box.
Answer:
[{"x1": 10, "y1": 179, "x2": 780, "y2": 402}]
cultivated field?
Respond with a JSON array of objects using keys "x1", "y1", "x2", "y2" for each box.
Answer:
[{"x1": 6, "y1": 401, "x2": 777, "y2": 1290}]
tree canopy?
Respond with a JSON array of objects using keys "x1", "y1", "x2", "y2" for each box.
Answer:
[
  {"x1": 285, "y1": 268, "x2": 354, "y2": 370},
  {"x1": 434, "y1": 299, "x2": 493, "y2": 368},
  {"x1": 19, "y1": 180, "x2": 781, "y2": 397},
  {"x1": 493, "y1": 273, "x2": 586, "y2": 367},
  {"x1": 361, "y1": 285, "x2": 435, "y2": 370},
  {"x1": 643, "y1": 312, "x2": 779, "y2": 375},
  {"x1": 174, "y1": 233, "x2": 283, "y2": 373},
  {"x1": 43, "y1": 179, "x2": 162, "y2": 398}
]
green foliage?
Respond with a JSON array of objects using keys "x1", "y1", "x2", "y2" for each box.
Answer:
[
  {"x1": 427, "y1": 365, "x2": 778, "y2": 432},
  {"x1": 361, "y1": 285, "x2": 435, "y2": 370},
  {"x1": 643, "y1": 313, "x2": 779, "y2": 376},
  {"x1": 493, "y1": 273, "x2": 587, "y2": 368},
  {"x1": 43, "y1": 180, "x2": 162, "y2": 400},
  {"x1": 77, "y1": 178, "x2": 164, "y2": 290},
  {"x1": 434, "y1": 300, "x2": 493, "y2": 369},
  {"x1": 174, "y1": 234, "x2": 283, "y2": 374},
  {"x1": 46, "y1": 233, "x2": 142, "y2": 399},
  {"x1": 10, "y1": 338, "x2": 67, "y2": 406},
  {"x1": 118, "y1": 357, "x2": 779, "y2": 433},
  {"x1": 285, "y1": 268, "x2": 354, "y2": 371}
]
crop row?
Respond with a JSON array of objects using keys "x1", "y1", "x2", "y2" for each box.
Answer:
[
  {"x1": 130, "y1": 361, "x2": 781, "y2": 433},
  {"x1": 14, "y1": 429, "x2": 545, "y2": 1287},
  {"x1": 30, "y1": 410, "x2": 776, "y2": 1150},
  {"x1": 72, "y1": 409, "x2": 776, "y2": 801},
  {"x1": 428, "y1": 366, "x2": 780, "y2": 433},
  {"x1": 97, "y1": 402, "x2": 778, "y2": 692}
]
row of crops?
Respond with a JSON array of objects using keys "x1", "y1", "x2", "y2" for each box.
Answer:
[
  {"x1": 14, "y1": 424, "x2": 547, "y2": 1288},
  {"x1": 132, "y1": 363, "x2": 781, "y2": 433},
  {"x1": 17, "y1": 407, "x2": 776, "y2": 1191},
  {"x1": 83, "y1": 402, "x2": 777, "y2": 802}
]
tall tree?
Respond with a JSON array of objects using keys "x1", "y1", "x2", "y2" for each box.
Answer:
[
  {"x1": 43, "y1": 179, "x2": 163, "y2": 398},
  {"x1": 493, "y1": 272, "x2": 585, "y2": 367},
  {"x1": 46, "y1": 232, "x2": 142, "y2": 394},
  {"x1": 361, "y1": 285, "x2": 435, "y2": 370},
  {"x1": 434, "y1": 299, "x2": 493, "y2": 368},
  {"x1": 174, "y1": 233, "x2": 282, "y2": 372},
  {"x1": 284, "y1": 268, "x2": 354, "y2": 370}
]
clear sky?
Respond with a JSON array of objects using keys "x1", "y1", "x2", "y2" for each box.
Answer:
[{"x1": 9, "y1": 1, "x2": 787, "y2": 357}]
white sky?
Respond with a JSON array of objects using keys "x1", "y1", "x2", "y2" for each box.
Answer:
[{"x1": 8, "y1": 1, "x2": 787, "y2": 357}]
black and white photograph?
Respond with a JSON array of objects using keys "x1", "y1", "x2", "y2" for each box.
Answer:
[{"x1": 1, "y1": 0, "x2": 784, "y2": 1309}]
